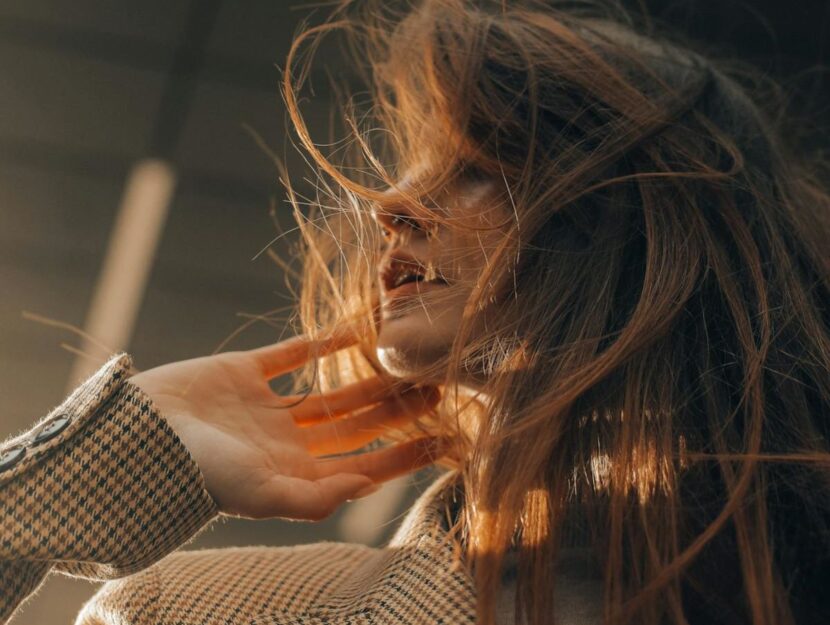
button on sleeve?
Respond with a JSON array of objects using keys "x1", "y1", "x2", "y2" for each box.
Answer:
[
  {"x1": 0, "y1": 445, "x2": 26, "y2": 472},
  {"x1": 32, "y1": 414, "x2": 71, "y2": 445}
]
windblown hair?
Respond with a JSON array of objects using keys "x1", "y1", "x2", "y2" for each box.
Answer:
[{"x1": 282, "y1": 1, "x2": 830, "y2": 624}]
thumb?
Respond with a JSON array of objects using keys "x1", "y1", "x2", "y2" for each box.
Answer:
[
  {"x1": 319, "y1": 472, "x2": 381, "y2": 504},
  {"x1": 257, "y1": 473, "x2": 379, "y2": 521}
]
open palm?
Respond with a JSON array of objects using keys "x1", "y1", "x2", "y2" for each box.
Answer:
[{"x1": 129, "y1": 333, "x2": 440, "y2": 521}]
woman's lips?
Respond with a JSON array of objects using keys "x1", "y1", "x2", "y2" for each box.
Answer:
[
  {"x1": 380, "y1": 279, "x2": 448, "y2": 319},
  {"x1": 382, "y1": 278, "x2": 447, "y2": 300}
]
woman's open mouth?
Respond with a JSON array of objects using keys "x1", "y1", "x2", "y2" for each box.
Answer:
[{"x1": 380, "y1": 255, "x2": 448, "y2": 300}]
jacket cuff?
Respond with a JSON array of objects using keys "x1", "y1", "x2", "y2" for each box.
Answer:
[{"x1": 0, "y1": 353, "x2": 219, "y2": 578}]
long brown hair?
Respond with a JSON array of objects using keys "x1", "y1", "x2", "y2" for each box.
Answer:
[{"x1": 281, "y1": 1, "x2": 830, "y2": 624}]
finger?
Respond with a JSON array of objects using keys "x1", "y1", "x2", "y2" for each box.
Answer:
[
  {"x1": 288, "y1": 377, "x2": 396, "y2": 425},
  {"x1": 303, "y1": 387, "x2": 440, "y2": 455},
  {"x1": 252, "y1": 473, "x2": 375, "y2": 521},
  {"x1": 314, "y1": 436, "x2": 443, "y2": 484},
  {"x1": 247, "y1": 327, "x2": 359, "y2": 379}
]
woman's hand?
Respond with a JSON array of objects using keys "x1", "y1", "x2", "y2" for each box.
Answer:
[{"x1": 128, "y1": 332, "x2": 441, "y2": 521}]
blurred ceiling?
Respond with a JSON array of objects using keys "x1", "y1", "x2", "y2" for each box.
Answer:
[{"x1": 0, "y1": 3, "x2": 386, "y2": 623}]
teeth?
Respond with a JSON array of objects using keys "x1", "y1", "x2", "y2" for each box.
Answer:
[{"x1": 387, "y1": 260, "x2": 445, "y2": 290}]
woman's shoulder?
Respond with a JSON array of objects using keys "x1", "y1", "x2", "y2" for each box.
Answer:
[
  {"x1": 79, "y1": 470, "x2": 477, "y2": 625},
  {"x1": 78, "y1": 543, "x2": 377, "y2": 625}
]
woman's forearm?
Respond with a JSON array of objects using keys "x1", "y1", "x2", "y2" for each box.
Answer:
[{"x1": 0, "y1": 353, "x2": 219, "y2": 625}]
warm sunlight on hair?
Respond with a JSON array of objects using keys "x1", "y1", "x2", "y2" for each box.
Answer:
[{"x1": 279, "y1": 2, "x2": 830, "y2": 625}]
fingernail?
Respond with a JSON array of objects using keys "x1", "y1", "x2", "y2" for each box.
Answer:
[{"x1": 353, "y1": 483, "x2": 381, "y2": 499}]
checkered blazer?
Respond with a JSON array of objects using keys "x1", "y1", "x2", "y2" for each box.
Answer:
[{"x1": 0, "y1": 354, "x2": 477, "y2": 625}]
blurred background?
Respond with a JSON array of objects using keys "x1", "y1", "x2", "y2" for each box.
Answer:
[{"x1": 0, "y1": 1, "x2": 826, "y2": 623}]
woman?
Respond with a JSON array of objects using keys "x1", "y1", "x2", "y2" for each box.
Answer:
[{"x1": 1, "y1": 1, "x2": 828, "y2": 624}]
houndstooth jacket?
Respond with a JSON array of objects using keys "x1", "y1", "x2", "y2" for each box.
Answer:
[{"x1": 0, "y1": 353, "x2": 478, "y2": 625}]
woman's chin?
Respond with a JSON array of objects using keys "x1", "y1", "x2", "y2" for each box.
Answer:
[{"x1": 375, "y1": 313, "x2": 451, "y2": 381}]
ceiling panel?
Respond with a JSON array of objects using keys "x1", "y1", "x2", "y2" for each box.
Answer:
[
  {"x1": 0, "y1": 163, "x2": 121, "y2": 252},
  {"x1": 129, "y1": 187, "x2": 289, "y2": 368},
  {"x1": 0, "y1": 166, "x2": 122, "y2": 426},
  {"x1": 173, "y1": 77, "x2": 284, "y2": 187},
  {"x1": 175, "y1": 74, "x2": 353, "y2": 211},
  {"x1": 0, "y1": 40, "x2": 165, "y2": 157},
  {"x1": 205, "y1": 1, "x2": 355, "y2": 90},
  {"x1": 0, "y1": 255, "x2": 99, "y2": 423},
  {"x1": 207, "y1": 2, "x2": 298, "y2": 64},
  {"x1": 0, "y1": 0, "x2": 189, "y2": 46}
]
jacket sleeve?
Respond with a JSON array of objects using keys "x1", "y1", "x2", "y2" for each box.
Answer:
[{"x1": 0, "y1": 353, "x2": 220, "y2": 624}]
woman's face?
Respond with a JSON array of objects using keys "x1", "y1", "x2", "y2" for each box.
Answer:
[{"x1": 373, "y1": 172, "x2": 509, "y2": 382}]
